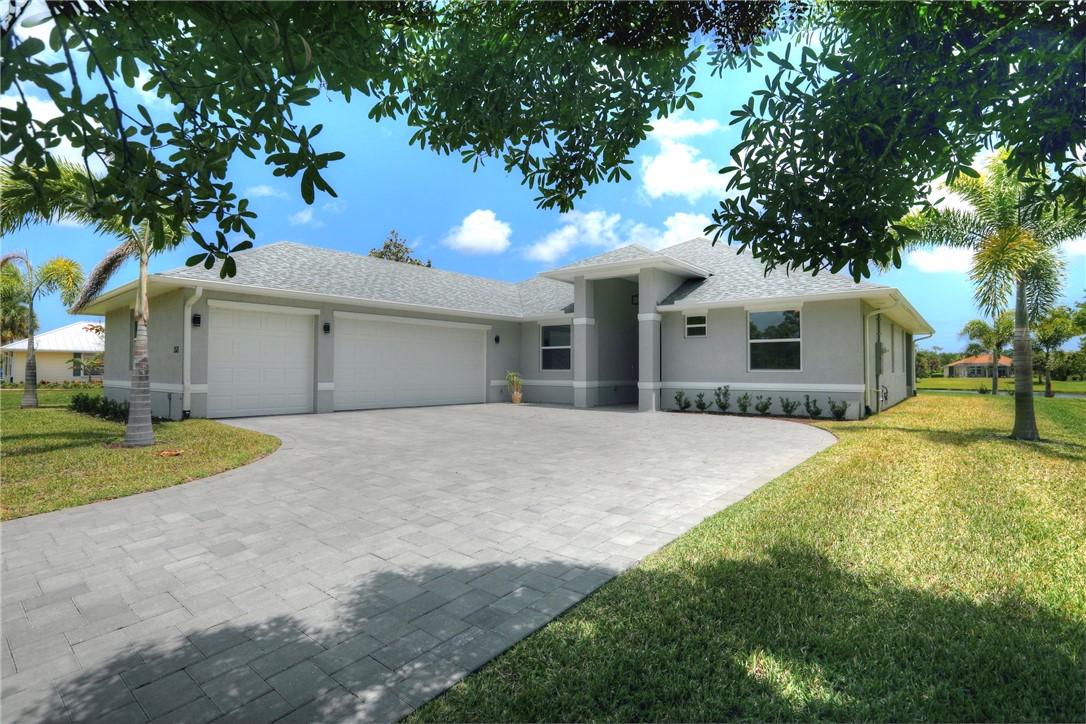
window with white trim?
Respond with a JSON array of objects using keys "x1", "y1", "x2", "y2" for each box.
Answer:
[
  {"x1": 748, "y1": 309, "x2": 801, "y2": 370},
  {"x1": 685, "y1": 315, "x2": 707, "y2": 338},
  {"x1": 540, "y1": 324, "x2": 571, "y2": 371}
]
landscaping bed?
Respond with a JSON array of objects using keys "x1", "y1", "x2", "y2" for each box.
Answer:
[
  {"x1": 409, "y1": 394, "x2": 1086, "y2": 722},
  {"x1": 0, "y1": 388, "x2": 280, "y2": 520}
]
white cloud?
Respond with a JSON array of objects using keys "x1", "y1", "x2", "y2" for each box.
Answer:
[
  {"x1": 525, "y1": 211, "x2": 711, "y2": 263},
  {"x1": 287, "y1": 208, "x2": 322, "y2": 227},
  {"x1": 0, "y1": 94, "x2": 105, "y2": 175},
  {"x1": 905, "y1": 247, "x2": 974, "y2": 273},
  {"x1": 641, "y1": 139, "x2": 731, "y2": 203},
  {"x1": 649, "y1": 112, "x2": 722, "y2": 141},
  {"x1": 1062, "y1": 237, "x2": 1086, "y2": 258},
  {"x1": 245, "y1": 185, "x2": 288, "y2": 199},
  {"x1": 321, "y1": 199, "x2": 346, "y2": 213},
  {"x1": 443, "y1": 209, "x2": 511, "y2": 254}
]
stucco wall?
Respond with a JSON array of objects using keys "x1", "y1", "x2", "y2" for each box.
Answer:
[
  {"x1": 592, "y1": 278, "x2": 638, "y2": 405},
  {"x1": 516, "y1": 319, "x2": 574, "y2": 404},
  {"x1": 868, "y1": 311, "x2": 909, "y2": 411},
  {"x1": 2, "y1": 351, "x2": 89, "y2": 384},
  {"x1": 659, "y1": 299, "x2": 866, "y2": 419}
]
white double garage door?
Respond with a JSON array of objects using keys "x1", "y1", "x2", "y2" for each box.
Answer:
[{"x1": 207, "y1": 302, "x2": 487, "y2": 418}]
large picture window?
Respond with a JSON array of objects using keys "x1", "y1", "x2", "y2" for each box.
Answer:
[
  {"x1": 749, "y1": 310, "x2": 801, "y2": 370},
  {"x1": 541, "y1": 324, "x2": 571, "y2": 370}
]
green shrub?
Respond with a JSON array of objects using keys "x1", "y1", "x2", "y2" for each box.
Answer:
[
  {"x1": 977, "y1": 384, "x2": 991, "y2": 394},
  {"x1": 736, "y1": 392, "x2": 752, "y2": 414},
  {"x1": 674, "y1": 390, "x2": 691, "y2": 412},
  {"x1": 694, "y1": 392, "x2": 710, "y2": 412},
  {"x1": 803, "y1": 394, "x2": 822, "y2": 418},
  {"x1": 754, "y1": 395, "x2": 772, "y2": 415},
  {"x1": 70, "y1": 393, "x2": 129, "y2": 423},
  {"x1": 779, "y1": 397, "x2": 800, "y2": 416},
  {"x1": 714, "y1": 385, "x2": 731, "y2": 413},
  {"x1": 828, "y1": 398, "x2": 851, "y2": 421}
]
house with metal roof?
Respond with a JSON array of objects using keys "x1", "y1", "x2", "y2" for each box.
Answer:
[
  {"x1": 78, "y1": 237, "x2": 933, "y2": 420},
  {"x1": 1, "y1": 322, "x2": 104, "y2": 384}
]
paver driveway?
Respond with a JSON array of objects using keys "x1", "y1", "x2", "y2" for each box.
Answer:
[{"x1": 2, "y1": 404, "x2": 834, "y2": 722}]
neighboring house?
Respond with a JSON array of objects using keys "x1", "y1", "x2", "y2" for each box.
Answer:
[
  {"x1": 1, "y1": 322, "x2": 105, "y2": 383},
  {"x1": 943, "y1": 353, "x2": 1013, "y2": 378},
  {"x1": 78, "y1": 238, "x2": 933, "y2": 421}
]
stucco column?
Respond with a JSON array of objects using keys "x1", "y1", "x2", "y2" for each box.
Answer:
[
  {"x1": 573, "y1": 276, "x2": 597, "y2": 408},
  {"x1": 316, "y1": 304, "x2": 335, "y2": 413},
  {"x1": 638, "y1": 269, "x2": 662, "y2": 411}
]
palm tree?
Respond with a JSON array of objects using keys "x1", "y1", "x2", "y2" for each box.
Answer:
[
  {"x1": 959, "y1": 313, "x2": 1014, "y2": 393},
  {"x1": 902, "y1": 152, "x2": 1086, "y2": 440},
  {"x1": 0, "y1": 252, "x2": 83, "y2": 407},
  {"x1": 1, "y1": 263, "x2": 33, "y2": 345},
  {"x1": 0, "y1": 161, "x2": 187, "y2": 446},
  {"x1": 1032, "y1": 306, "x2": 1080, "y2": 398}
]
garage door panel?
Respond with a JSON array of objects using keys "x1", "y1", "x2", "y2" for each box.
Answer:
[
  {"x1": 334, "y1": 317, "x2": 484, "y2": 411},
  {"x1": 208, "y1": 307, "x2": 315, "y2": 418}
]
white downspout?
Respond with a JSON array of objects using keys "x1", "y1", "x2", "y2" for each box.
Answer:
[
  {"x1": 182, "y1": 286, "x2": 203, "y2": 418},
  {"x1": 863, "y1": 299, "x2": 898, "y2": 415},
  {"x1": 912, "y1": 332, "x2": 934, "y2": 395}
]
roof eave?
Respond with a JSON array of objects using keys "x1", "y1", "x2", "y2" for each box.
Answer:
[{"x1": 539, "y1": 256, "x2": 711, "y2": 283}]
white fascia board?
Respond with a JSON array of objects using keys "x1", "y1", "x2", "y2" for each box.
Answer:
[{"x1": 659, "y1": 288, "x2": 886, "y2": 314}]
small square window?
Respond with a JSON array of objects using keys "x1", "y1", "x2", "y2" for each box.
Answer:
[{"x1": 685, "y1": 315, "x2": 707, "y2": 338}]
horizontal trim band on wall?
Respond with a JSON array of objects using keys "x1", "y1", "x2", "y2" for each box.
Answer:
[
  {"x1": 207, "y1": 299, "x2": 320, "y2": 316},
  {"x1": 317, "y1": 382, "x2": 334, "y2": 391},
  {"x1": 332, "y1": 311, "x2": 492, "y2": 331},
  {"x1": 572, "y1": 318, "x2": 596, "y2": 326},
  {"x1": 105, "y1": 380, "x2": 185, "y2": 393},
  {"x1": 489, "y1": 379, "x2": 635, "y2": 388},
  {"x1": 636, "y1": 313, "x2": 661, "y2": 322},
  {"x1": 660, "y1": 381, "x2": 866, "y2": 393}
]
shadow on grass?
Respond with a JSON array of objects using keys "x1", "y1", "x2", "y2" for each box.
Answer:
[
  {"x1": 6, "y1": 546, "x2": 1081, "y2": 723},
  {"x1": 0, "y1": 430, "x2": 119, "y2": 456}
]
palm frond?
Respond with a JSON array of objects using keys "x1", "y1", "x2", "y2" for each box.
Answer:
[
  {"x1": 0, "y1": 161, "x2": 131, "y2": 239},
  {"x1": 970, "y1": 229, "x2": 1040, "y2": 318},
  {"x1": 1023, "y1": 250, "x2": 1066, "y2": 325},
  {"x1": 1, "y1": 250, "x2": 29, "y2": 270},
  {"x1": 71, "y1": 239, "x2": 139, "y2": 312},
  {"x1": 35, "y1": 257, "x2": 85, "y2": 308},
  {"x1": 899, "y1": 209, "x2": 989, "y2": 251}
]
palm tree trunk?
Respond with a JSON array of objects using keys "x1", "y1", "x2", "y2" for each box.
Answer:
[
  {"x1": 20, "y1": 284, "x2": 37, "y2": 408},
  {"x1": 124, "y1": 249, "x2": 154, "y2": 447},
  {"x1": 1044, "y1": 353, "x2": 1054, "y2": 398},
  {"x1": 1011, "y1": 276, "x2": 1040, "y2": 440},
  {"x1": 990, "y1": 344, "x2": 998, "y2": 394}
]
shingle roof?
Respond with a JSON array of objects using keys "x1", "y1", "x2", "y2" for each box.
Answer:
[
  {"x1": 2, "y1": 322, "x2": 104, "y2": 352},
  {"x1": 546, "y1": 244, "x2": 660, "y2": 272},
  {"x1": 159, "y1": 242, "x2": 574, "y2": 319},
  {"x1": 658, "y1": 238, "x2": 889, "y2": 307}
]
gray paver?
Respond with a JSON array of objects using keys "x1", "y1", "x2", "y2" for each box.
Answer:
[{"x1": 0, "y1": 405, "x2": 832, "y2": 722}]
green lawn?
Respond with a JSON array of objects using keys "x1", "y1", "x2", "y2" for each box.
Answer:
[
  {"x1": 410, "y1": 395, "x2": 1086, "y2": 723},
  {"x1": 916, "y1": 376, "x2": 1086, "y2": 393},
  {"x1": 0, "y1": 388, "x2": 280, "y2": 520}
]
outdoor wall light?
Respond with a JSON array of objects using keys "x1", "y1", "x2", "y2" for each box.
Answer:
[
  {"x1": 191, "y1": 313, "x2": 201, "y2": 327},
  {"x1": 631, "y1": 294, "x2": 639, "y2": 306},
  {"x1": 323, "y1": 322, "x2": 331, "y2": 334},
  {"x1": 494, "y1": 334, "x2": 500, "y2": 344}
]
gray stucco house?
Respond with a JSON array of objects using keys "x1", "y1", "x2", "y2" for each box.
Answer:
[{"x1": 79, "y1": 237, "x2": 933, "y2": 421}]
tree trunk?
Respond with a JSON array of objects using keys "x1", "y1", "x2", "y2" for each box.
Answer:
[
  {"x1": 1011, "y1": 276, "x2": 1040, "y2": 440},
  {"x1": 20, "y1": 286, "x2": 37, "y2": 408},
  {"x1": 124, "y1": 249, "x2": 154, "y2": 447},
  {"x1": 1044, "y1": 353, "x2": 1054, "y2": 398},
  {"x1": 990, "y1": 344, "x2": 998, "y2": 394}
]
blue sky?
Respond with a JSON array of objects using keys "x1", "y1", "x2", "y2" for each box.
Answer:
[{"x1": 3, "y1": 17, "x2": 1083, "y2": 353}]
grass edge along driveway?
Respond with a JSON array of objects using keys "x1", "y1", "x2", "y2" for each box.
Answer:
[
  {"x1": 1, "y1": 389, "x2": 280, "y2": 520},
  {"x1": 409, "y1": 394, "x2": 1086, "y2": 723}
]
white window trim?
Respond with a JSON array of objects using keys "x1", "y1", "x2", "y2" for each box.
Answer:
[
  {"x1": 747, "y1": 309, "x2": 802, "y2": 372},
  {"x1": 684, "y1": 315, "x2": 708, "y2": 339},
  {"x1": 540, "y1": 323, "x2": 572, "y2": 372}
]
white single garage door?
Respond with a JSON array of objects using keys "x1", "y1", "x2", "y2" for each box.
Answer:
[
  {"x1": 334, "y1": 313, "x2": 486, "y2": 411},
  {"x1": 207, "y1": 302, "x2": 316, "y2": 418}
]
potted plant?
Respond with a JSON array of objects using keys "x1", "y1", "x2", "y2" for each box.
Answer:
[{"x1": 506, "y1": 370, "x2": 523, "y2": 404}]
